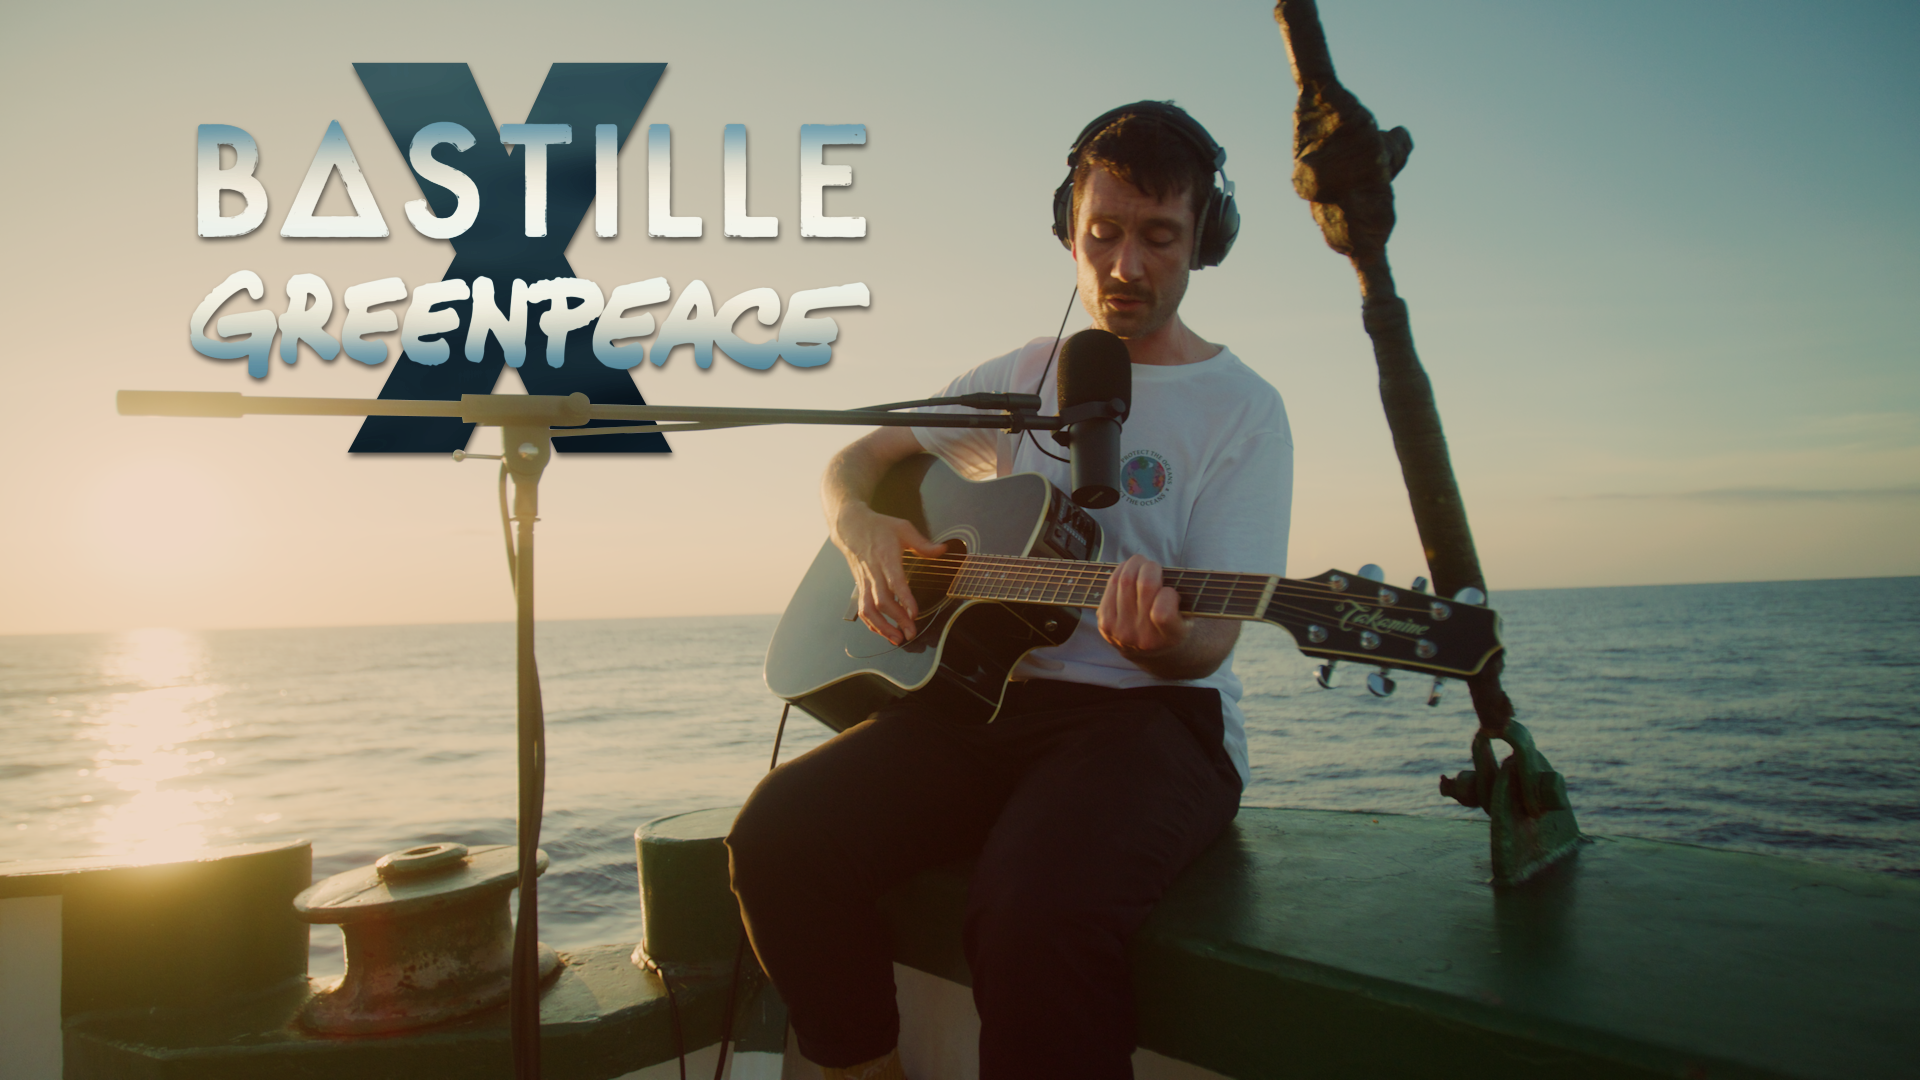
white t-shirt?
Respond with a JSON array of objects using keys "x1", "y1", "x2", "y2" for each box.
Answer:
[{"x1": 912, "y1": 337, "x2": 1294, "y2": 785}]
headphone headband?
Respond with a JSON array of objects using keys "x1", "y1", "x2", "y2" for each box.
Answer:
[
  {"x1": 1050, "y1": 101, "x2": 1239, "y2": 269},
  {"x1": 1065, "y1": 101, "x2": 1226, "y2": 173}
]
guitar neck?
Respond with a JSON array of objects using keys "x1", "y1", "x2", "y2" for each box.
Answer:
[
  {"x1": 900, "y1": 550, "x2": 1501, "y2": 679},
  {"x1": 943, "y1": 554, "x2": 1278, "y2": 620}
]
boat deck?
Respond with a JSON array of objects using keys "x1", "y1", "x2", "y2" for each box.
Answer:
[
  {"x1": 6, "y1": 808, "x2": 1916, "y2": 1079},
  {"x1": 883, "y1": 808, "x2": 1920, "y2": 1080}
]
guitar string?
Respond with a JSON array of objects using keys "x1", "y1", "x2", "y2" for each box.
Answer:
[
  {"x1": 882, "y1": 567, "x2": 1476, "y2": 666},
  {"x1": 903, "y1": 567, "x2": 1275, "y2": 617},
  {"x1": 896, "y1": 559, "x2": 1453, "y2": 647},
  {"x1": 891, "y1": 574, "x2": 1445, "y2": 654},
  {"x1": 901, "y1": 562, "x2": 1459, "y2": 628},
  {"x1": 903, "y1": 554, "x2": 1276, "y2": 595},
  {"x1": 848, "y1": 592, "x2": 1474, "y2": 673},
  {"x1": 898, "y1": 554, "x2": 1457, "y2": 619},
  {"x1": 902, "y1": 551, "x2": 1381, "y2": 596},
  {"x1": 898, "y1": 545, "x2": 1451, "y2": 607},
  {"x1": 904, "y1": 588, "x2": 1443, "y2": 653},
  {"x1": 944, "y1": 564, "x2": 1443, "y2": 607},
  {"x1": 925, "y1": 556, "x2": 1424, "y2": 604},
  {"x1": 906, "y1": 572, "x2": 1409, "y2": 626}
]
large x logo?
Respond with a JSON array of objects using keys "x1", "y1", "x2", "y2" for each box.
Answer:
[{"x1": 350, "y1": 63, "x2": 670, "y2": 453}]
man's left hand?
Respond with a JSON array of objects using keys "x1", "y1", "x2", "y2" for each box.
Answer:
[
  {"x1": 1099, "y1": 554, "x2": 1190, "y2": 655},
  {"x1": 1098, "y1": 554, "x2": 1242, "y2": 681}
]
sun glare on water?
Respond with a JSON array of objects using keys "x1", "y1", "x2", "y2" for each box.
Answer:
[{"x1": 85, "y1": 628, "x2": 232, "y2": 862}]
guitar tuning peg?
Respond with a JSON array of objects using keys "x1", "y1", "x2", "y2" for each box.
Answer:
[
  {"x1": 1367, "y1": 670, "x2": 1396, "y2": 698},
  {"x1": 1426, "y1": 677, "x2": 1445, "y2": 707},
  {"x1": 1410, "y1": 576, "x2": 1429, "y2": 593},
  {"x1": 1357, "y1": 564, "x2": 1386, "y2": 583},
  {"x1": 1452, "y1": 586, "x2": 1487, "y2": 606},
  {"x1": 1314, "y1": 660, "x2": 1338, "y2": 689}
]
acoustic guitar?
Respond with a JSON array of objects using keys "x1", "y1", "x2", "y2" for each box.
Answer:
[{"x1": 764, "y1": 455, "x2": 1503, "y2": 731}]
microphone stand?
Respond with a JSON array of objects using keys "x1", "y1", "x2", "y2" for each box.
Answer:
[{"x1": 116, "y1": 387, "x2": 1111, "y2": 1080}]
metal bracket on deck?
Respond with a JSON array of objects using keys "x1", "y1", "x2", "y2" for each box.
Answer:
[{"x1": 1440, "y1": 720, "x2": 1582, "y2": 886}]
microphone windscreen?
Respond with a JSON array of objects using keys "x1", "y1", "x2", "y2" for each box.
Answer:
[{"x1": 1058, "y1": 329, "x2": 1131, "y2": 411}]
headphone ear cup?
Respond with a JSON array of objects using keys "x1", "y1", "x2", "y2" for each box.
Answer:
[
  {"x1": 1051, "y1": 176, "x2": 1076, "y2": 248},
  {"x1": 1193, "y1": 187, "x2": 1239, "y2": 268}
]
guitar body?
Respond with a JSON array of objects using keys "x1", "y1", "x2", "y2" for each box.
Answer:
[{"x1": 765, "y1": 456, "x2": 1101, "y2": 732}]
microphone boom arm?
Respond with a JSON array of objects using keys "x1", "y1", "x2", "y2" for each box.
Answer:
[{"x1": 116, "y1": 389, "x2": 1061, "y2": 435}]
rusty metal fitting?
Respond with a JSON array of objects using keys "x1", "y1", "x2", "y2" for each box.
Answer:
[
  {"x1": 1438, "y1": 768, "x2": 1483, "y2": 809},
  {"x1": 1438, "y1": 720, "x2": 1582, "y2": 886},
  {"x1": 294, "y1": 842, "x2": 560, "y2": 1034},
  {"x1": 1441, "y1": 722, "x2": 1570, "y2": 817}
]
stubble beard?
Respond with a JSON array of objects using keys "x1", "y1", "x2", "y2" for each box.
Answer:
[{"x1": 1094, "y1": 281, "x2": 1183, "y2": 341}]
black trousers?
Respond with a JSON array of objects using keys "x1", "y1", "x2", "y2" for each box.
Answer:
[{"x1": 726, "y1": 679, "x2": 1243, "y2": 1079}]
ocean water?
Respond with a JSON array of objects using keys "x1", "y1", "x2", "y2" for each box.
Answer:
[{"x1": 3, "y1": 576, "x2": 1916, "y2": 979}]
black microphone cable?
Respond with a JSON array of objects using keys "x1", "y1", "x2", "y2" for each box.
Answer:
[{"x1": 1024, "y1": 285, "x2": 1079, "y2": 465}]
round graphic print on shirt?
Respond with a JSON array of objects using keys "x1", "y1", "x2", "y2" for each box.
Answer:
[{"x1": 1121, "y1": 449, "x2": 1173, "y2": 506}]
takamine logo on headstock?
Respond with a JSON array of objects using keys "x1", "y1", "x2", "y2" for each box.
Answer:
[{"x1": 1331, "y1": 600, "x2": 1431, "y2": 637}]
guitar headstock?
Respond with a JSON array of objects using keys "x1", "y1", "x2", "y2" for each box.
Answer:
[{"x1": 1261, "y1": 570, "x2": 1503, "y2": 678}]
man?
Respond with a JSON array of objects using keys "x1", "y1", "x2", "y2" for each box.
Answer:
[{"x1": 728, "y1": 102, "x2": 1293, "y2": 1080}]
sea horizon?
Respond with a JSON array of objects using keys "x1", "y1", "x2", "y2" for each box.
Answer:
[{"x1": 6, "y1": 572, "x2": 1915, "y2": 640}]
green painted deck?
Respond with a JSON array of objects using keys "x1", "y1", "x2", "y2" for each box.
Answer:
[
  {"x1": 883, "y1": 808, "x2": 1920, "y2": 1080},
  {"x1": 12, "y1": 808, "x2": 1917, "y2": 1079}
]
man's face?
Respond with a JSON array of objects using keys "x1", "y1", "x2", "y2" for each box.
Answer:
[{"x1": 1072, "y1": 167, "x2": 1196, "y2": 340}]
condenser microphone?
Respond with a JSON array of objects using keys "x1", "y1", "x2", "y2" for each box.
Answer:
[{"x1": 1057, "y1": 328, "x2": 1131, "y2": 509}]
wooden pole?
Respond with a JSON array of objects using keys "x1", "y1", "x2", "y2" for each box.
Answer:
[{"x1": 1273, "y1": 0, "x2": 1516, "y2": 734}]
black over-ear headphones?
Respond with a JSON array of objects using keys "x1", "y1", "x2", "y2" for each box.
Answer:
[{"x1": 1050, "y1": 101, "x2": 1240, "y2": 270}]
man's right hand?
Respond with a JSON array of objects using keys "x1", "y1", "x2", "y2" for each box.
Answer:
[{"x1": 832, "y1": 502, "x2": 948, "y2": 645}]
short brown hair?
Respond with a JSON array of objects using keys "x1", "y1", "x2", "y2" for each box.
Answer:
[{"x1": 1070, "y1": 109, "x2": 1215, "y2": 230}]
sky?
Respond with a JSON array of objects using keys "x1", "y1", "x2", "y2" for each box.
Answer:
[{"x1": 1, "y1": 0, "x2": 1915, "y2": 636}]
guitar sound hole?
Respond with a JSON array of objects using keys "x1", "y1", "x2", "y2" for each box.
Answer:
[{"x1": 907, "y1": 539, "x2": 966, "y2": 613}]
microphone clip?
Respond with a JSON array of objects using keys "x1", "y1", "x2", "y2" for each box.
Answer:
[{"x1": 1049, "y1": 398, "x2": 1130, "y2": 446}]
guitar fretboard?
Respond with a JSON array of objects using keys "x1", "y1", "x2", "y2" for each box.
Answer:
[{"x1": 929, "y1": 555, "x2": 1276, "y2": 619}]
